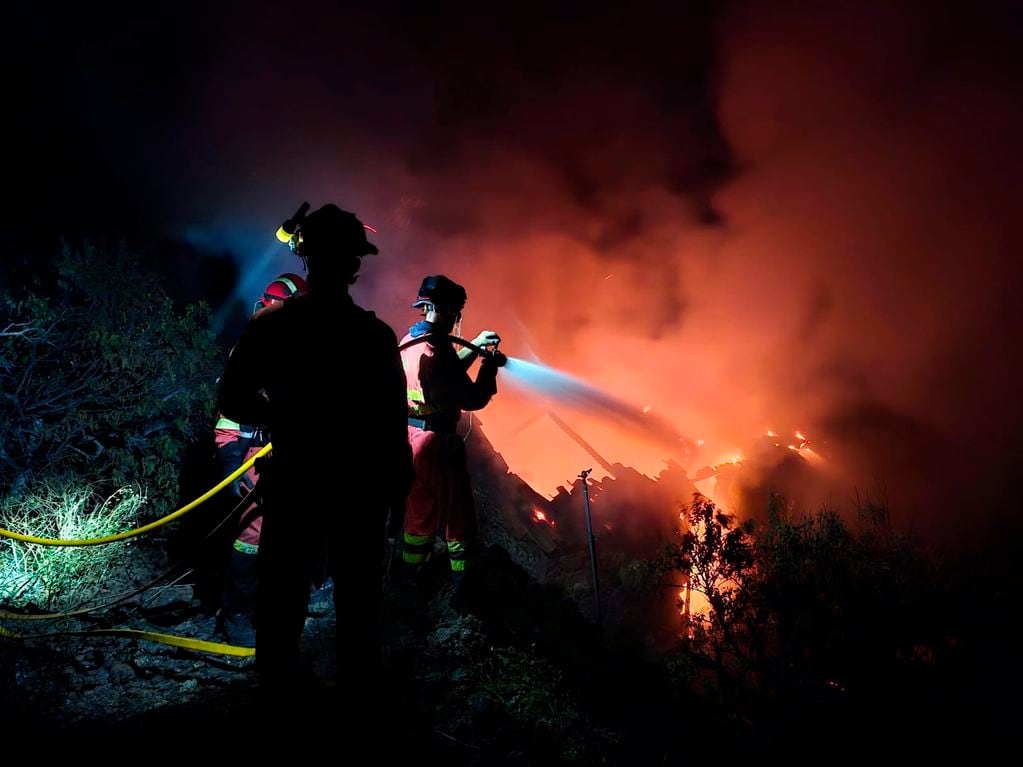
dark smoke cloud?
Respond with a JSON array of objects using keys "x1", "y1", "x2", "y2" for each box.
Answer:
[
  {"x1": 708, "y1": 1, "x2": 1023, "y2": 540},
  {"x1": 14, "y1": 1, "x2": 1022, "y2": 542}
]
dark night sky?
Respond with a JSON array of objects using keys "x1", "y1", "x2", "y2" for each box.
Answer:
[{"x1": 10, "y1": 1, "x2": 1023, "y2": 544}]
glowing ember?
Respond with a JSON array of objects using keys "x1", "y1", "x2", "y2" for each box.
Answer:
[
  {"x1": 531, "y1": 507, "x2": 556, "y2": 527},
  {"x1": 795, "y1": 430, "x2": 806, "y2": 441},
  {"x1": 642, "y1": 405, "x2": 651, "y2": 413},
  {"x1": 766, "y1": 427, "x2": 778, "y2": 437}
]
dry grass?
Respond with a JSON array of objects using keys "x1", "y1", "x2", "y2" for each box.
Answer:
[{"x1": 0, "y1": 483, "x2": 143, "y2": 611}]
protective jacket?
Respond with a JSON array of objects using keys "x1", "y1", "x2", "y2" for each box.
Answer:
[{"x1": 400, "y1": 321, "x2": 497, "y2": 433}]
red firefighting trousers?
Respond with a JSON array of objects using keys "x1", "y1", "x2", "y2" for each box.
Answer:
[{"x1": 404, "y1": 425, "x2": 478, "y2": 543}]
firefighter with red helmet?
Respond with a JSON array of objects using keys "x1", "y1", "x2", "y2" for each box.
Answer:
[
  {"x1": 398, "y1": 275, "x2": 504, "y2": 611},
  {"x1": 214, "y1": 272, "x2": 308, "y2": 647},
  {"x1": 253, "y1": 272, "x2": 307, "y2": 315}
]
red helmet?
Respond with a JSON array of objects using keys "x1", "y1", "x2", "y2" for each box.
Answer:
[{"x1": 257, "y1": 272, "x2": 308, "y2": 311}]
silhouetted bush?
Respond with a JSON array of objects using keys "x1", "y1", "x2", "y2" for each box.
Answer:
[{"x1": 1, "y1": 241, "x2": 220, "y2": 515}]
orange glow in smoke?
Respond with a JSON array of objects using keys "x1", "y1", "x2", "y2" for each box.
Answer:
[
  {"x1": 357, "y1": 3, "x2": 1023, "y2": 556},
  {"x1": 711, "y1": 449, "x2": 745, "y2": 466}
]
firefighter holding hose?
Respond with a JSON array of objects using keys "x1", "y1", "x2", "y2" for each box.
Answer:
[{"x1": 397, "y1": 275, "x2": 506, "y2": 613}]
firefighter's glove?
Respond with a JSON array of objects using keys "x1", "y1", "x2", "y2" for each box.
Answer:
[
  {"x1": 471, "y1": 330, "x2": 501, "y2": 351},
  {"x1": 238, "y1": 475, "x2": 256, "y2": 498}
]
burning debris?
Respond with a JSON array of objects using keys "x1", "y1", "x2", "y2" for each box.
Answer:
[{"x1": 462, "y1": 403, "x2": 848, "y2": 649}]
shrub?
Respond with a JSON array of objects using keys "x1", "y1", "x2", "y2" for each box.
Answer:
[
  {"x1": 0, "y1": 240, "x2": 220, "y2": 514},
  {"x1": 0, "y1": 483, "x2": 143, "y2": 611}
]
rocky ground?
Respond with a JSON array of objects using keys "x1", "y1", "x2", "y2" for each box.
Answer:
[
  {"x1": 3, "y1": 429, "x2": 1014, "y2": 759},
  {"x1": 1, "y1": 545, "x2": 679, "y2": 763},
  {"x1": 0, "y1": 429, "x2": 700, "y2": 760},
  {"x1": 2, "y1": 537, "x2": 1016, "y2": 761}
]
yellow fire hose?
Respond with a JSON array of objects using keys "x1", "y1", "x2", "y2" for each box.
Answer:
[
  {"x1": 0, "y1": 443, "x2": 272, "y2": 546},
  {"x1": 1, "y1": 483, "x2": 257, "y2": 619},
  {"x1": 0, "y1": 338, "x2": 495, "y2": 662},
  {"x1": 0, "y1": 444, "x2": 274, "y2": 656},
  {"x1": 0, "y1": 624, "x2": 254, "y2": 656}
]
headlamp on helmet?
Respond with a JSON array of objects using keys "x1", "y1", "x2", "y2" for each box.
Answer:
[
  {"x1": 276, "y1": 202, "x2": 310, "y2": 255},
  {"x1": 275, "y1": 202, "x2": 379, "y2": 264}
]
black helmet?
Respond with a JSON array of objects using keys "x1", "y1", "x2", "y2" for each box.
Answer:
[
  {"x1": 300, "y1": 204, "x2": 378, "y2": 257},
  {"x1": 276, "y1": 203, "x2": 378, "y2": 259},
  {"x1": 412, "y1": 275, "x2": 467, "y2": 314}
]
